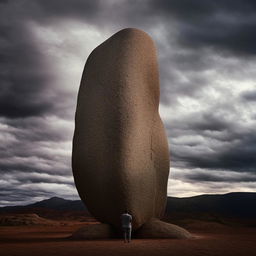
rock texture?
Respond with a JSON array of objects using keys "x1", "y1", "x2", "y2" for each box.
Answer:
[
  {"x1": 72, "y1": 28, "x2": 190, "y2": 238},
  {"x1": 135, "y1": 218, "x2": 192, "y2": 239}
]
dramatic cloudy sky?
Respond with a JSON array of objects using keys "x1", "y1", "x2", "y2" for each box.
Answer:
[{"x1": 1, "y1": 0, "x2": 256, "y2": 206}]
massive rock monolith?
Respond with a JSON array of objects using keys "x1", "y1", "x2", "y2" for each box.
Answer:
[{"x1": 72, "y1": 28, "x2": 191, "y2": 239}]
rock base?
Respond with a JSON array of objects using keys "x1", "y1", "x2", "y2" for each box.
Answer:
[
  {"x1": 70, "y1": 219, "x2": 192, "y2": 240},
  {"x1": 135, "y1": 218, "x2": 192, "y2": 239}
]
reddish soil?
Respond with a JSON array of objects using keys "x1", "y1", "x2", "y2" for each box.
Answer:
[{"x1": 0, "y1": 222, "x2": 255, "y2": 256}]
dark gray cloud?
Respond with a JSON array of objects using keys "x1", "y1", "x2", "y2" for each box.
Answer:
[
  {"x1": 150, "y1": 0, "x2": 256, "y2": 56},
  {"x1": 35, "y1": 0, "x2": 100, "y2": 20},
  {"x1": 0, "y1": 0, "x2": 255, "y2": 206},
  {"x1": 171, "y1": 168, "x2": 256, "y2": 183},
  {"x1": 0, "y1": 22, "x2": 53, "y2": 118},
  {"x1": 167, "y1": 107, "x2": 256, "y2": 173},
  {"x1": 0, "y1": 0, "x2": 102, "y2": 119},
  {"x1": 242, "y1": 90, "x2": 256, "y2": 101}
]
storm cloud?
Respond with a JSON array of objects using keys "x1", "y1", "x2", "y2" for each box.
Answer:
[{"x1": 0, "y1": 0, "x2": 255, "y2": 205}]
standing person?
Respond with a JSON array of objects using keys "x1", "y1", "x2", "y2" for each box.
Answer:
[{"x1": 121, "y1": 211, "x2": 132, "y2": 243}]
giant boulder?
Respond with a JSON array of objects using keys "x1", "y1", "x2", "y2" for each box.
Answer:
[{"x1": 72, "y1": 28, "x2": 170, "y2": 232}]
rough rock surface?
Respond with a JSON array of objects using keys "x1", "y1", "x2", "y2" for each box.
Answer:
[
  {"x1": 72, "y1": 28, "x2": 190, "y2": 238},
  {"x1": 135, "y1": 218, "x2": 192, "y2": 239}
]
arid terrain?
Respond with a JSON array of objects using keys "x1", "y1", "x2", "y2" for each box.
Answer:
[
  {"x1": 0, "y1": 220, "x2": 255, "y2": 256},
  {"x1": 1, "y1": 194, "x2": 255, "y2": 256}
]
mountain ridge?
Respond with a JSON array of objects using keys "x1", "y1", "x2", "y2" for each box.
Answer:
[{"x1": 1, "y1": 192, "x2": 255, "y2": 220}]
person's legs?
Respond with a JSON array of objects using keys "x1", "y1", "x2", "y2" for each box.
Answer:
[
  {"x1": 128, "y1": 227, "x2": 131, "y2": 242},
  {"x1": 123, "y1": 228, "x2": 127, "y2": 242}
]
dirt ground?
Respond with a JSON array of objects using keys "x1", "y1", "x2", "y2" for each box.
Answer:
[{"x1": 0, "y1": 223, "x2": 255, "y2": 256}]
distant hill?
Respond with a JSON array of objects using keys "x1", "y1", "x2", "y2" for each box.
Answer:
[
  {"x1": 165, "y1": 192, "x2": 256, "y2": 222},
  {"x1": 29, "y1": 197, "x2": 87, "y2": 211},
  {"x1": 0, "y1": 192, "x2": 255, "y2": 223},
  {"x1": 0, "y1": 197, "x2": 89, "y2": 221},
  {"x1": 0, "y1": 197, "x2": 87, "y2": 213}
]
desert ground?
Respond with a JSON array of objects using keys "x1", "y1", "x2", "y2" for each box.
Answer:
[{"x1": 0, "y1": 220, "x2": 255, "y2": 256}]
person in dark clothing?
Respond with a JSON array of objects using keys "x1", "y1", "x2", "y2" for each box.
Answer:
[{"x1": 121, "y1": 211, "x2": 132, "y2": 243}]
